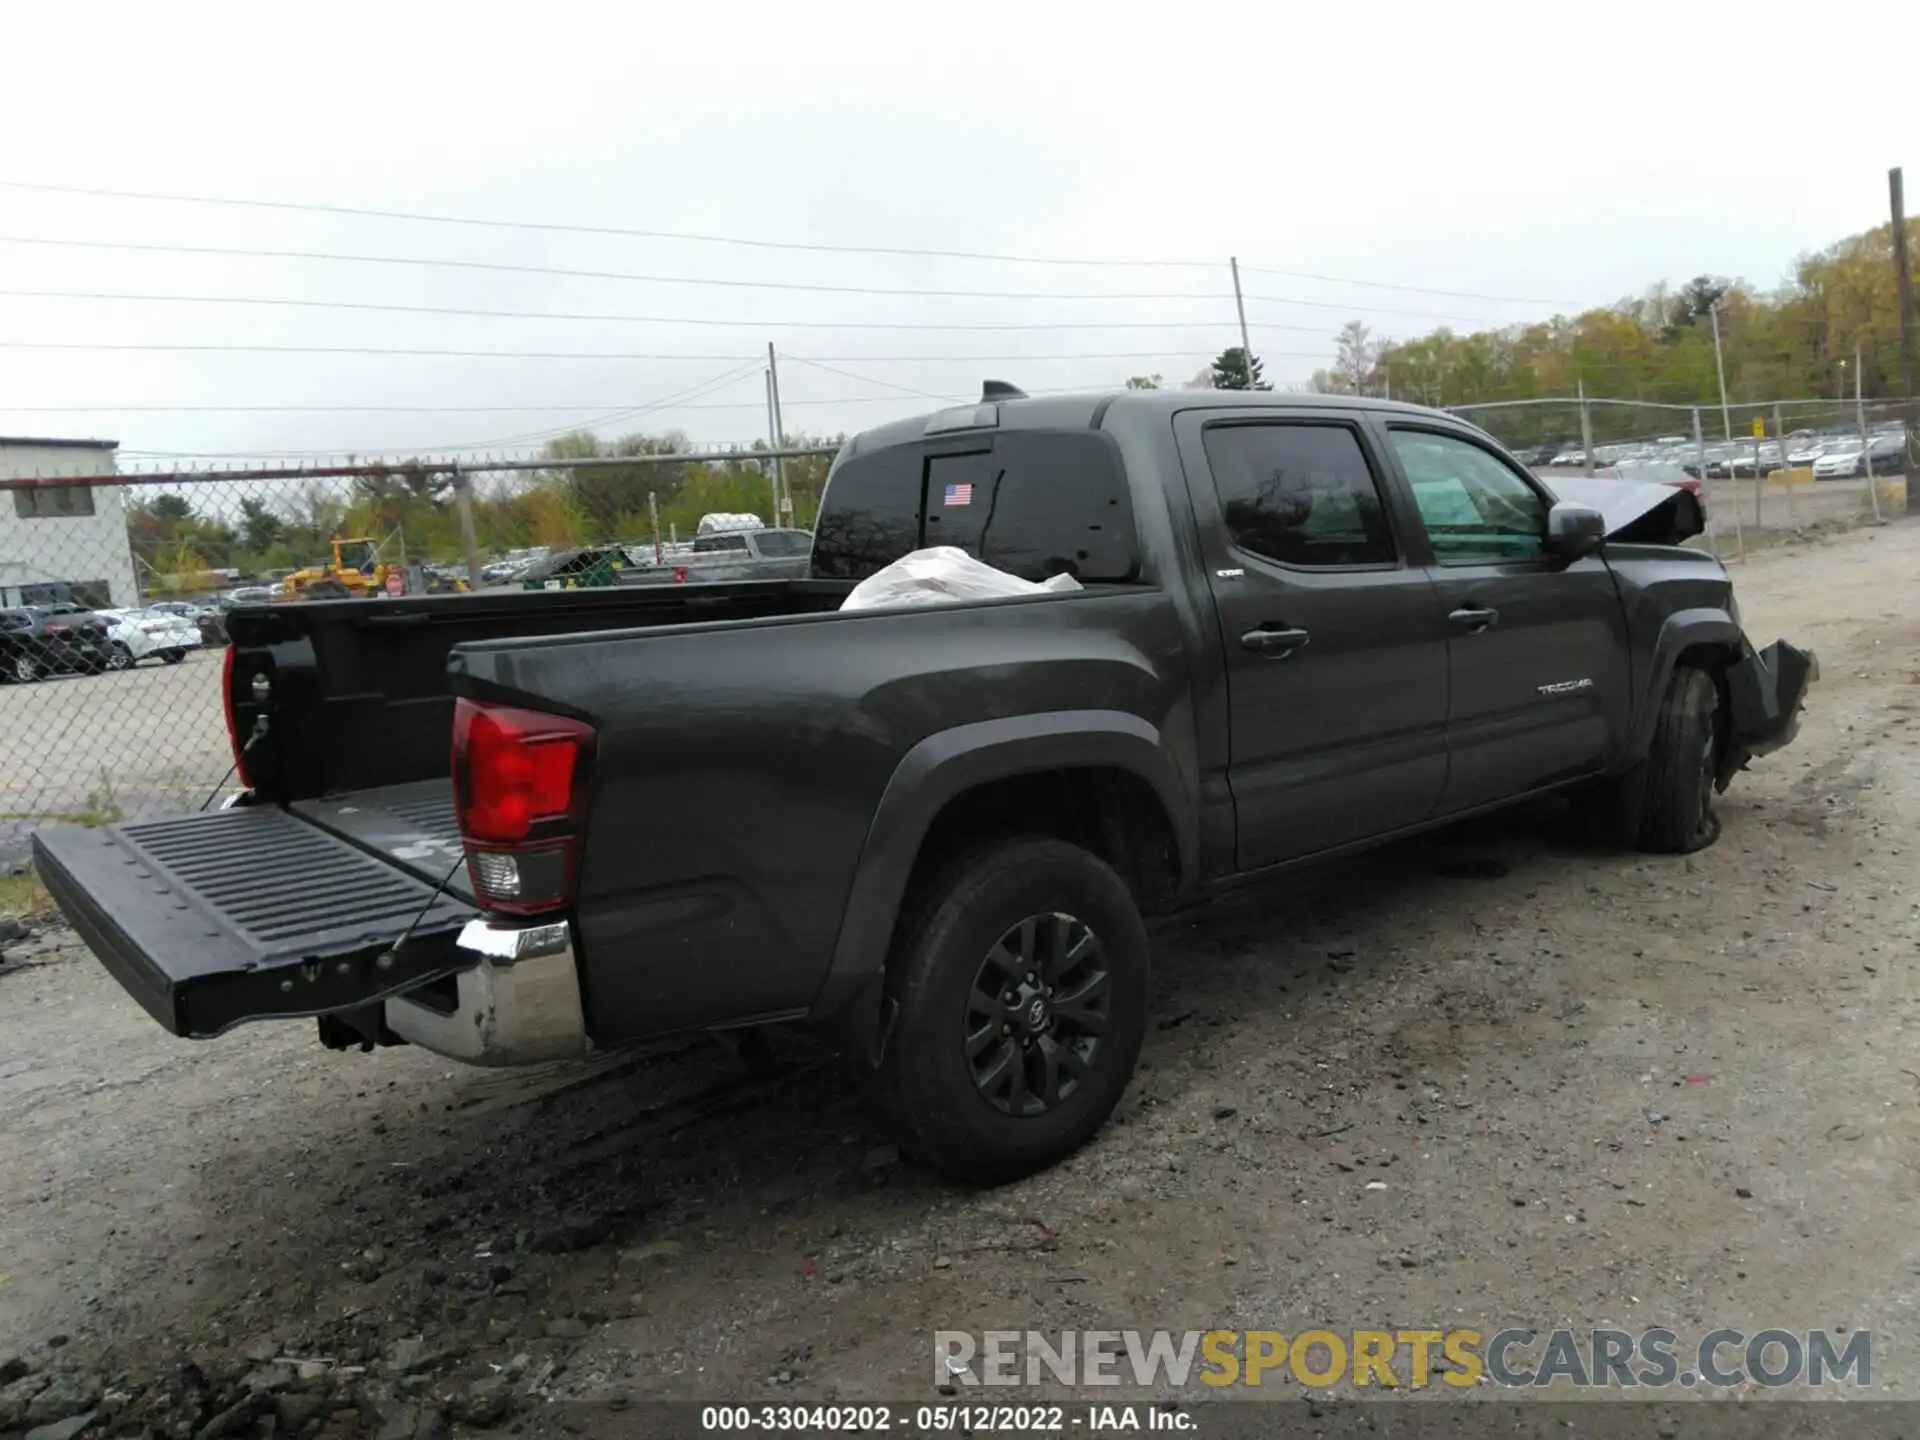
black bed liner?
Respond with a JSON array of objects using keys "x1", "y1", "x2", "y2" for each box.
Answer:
[
  {"x1": 33, "y1": 803, "x2": 476, "y2": 1038},
  {"x1": 292, "y1": 780, "x2": 474, "y2": 900}
]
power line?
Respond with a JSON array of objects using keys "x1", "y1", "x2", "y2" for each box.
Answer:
[
  {"x1": 433, "y1": 360, "x2": 764, "y2": 452},
  {"x1": 0, "y1": 233, "x2": 1234, "y2": 301},
  {"x1": 1240, "y1": 264, "x2": 1583, "y2": 308},
  {"x1": 778, "y1": 353, "x2": 954, "y2": 402},
  {"x1": 0, "y1": 178, "x2": 1217, "y2": 269},
  {"x1": 0, "y1": 284, "x2": 1519, "y2": 334},
  {"x1": 0, "y1": 393, "x2": 992, "y2": 413},
  {"x1": 0, "y1": 336, "x2": 1293, "y2": 361},
  {"x1": 0, "y1": 178, "x2": 1606, "y2": 307}
]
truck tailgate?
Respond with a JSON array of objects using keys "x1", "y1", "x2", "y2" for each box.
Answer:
[{"x1": 33, "y1": 805, "x2": 478, "y2": 1038}]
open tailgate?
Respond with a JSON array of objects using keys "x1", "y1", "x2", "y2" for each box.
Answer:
[{"x1": 33, "y1": 805, "x2": 478, "y2": 1038}]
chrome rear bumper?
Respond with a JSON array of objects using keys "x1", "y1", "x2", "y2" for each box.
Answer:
[{"x1": 384, "y1": 917, "x2": 588, "y2": 1066}]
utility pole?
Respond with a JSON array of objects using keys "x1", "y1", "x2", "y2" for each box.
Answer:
[
  {"x1": 1890, "y1": 167, "x2": 1917, "y2": 515},
  {"x1": 1709, "y1": 303, "x2": 1734, "y2": 441},
  {"x1": 1230, "y1": 257, "x2": 1255, "y2": 387},
  {"x1": 450, "y1": 461, "x2": 483, "y2": 590},
  {"x1": 762, "y1": 368, "x2": 782, "y2": 523},
  {"x1": 766, "y1": 342, "x2": 790, "y2": 524}
]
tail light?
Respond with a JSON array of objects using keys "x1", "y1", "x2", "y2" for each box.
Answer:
[
  {"x1": 672, "y1": 567, "x2": 688, "y2": 584},
  {"x1": 221, "y1": 644, "x2": 254, "y2": 789},
  {"x1": 452, "y1": 699, "x2": 595, "y2": 916}
]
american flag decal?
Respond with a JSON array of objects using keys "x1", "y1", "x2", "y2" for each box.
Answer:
[{"x1": 944, "y1": 482, "x2": 973, "y2": 506}]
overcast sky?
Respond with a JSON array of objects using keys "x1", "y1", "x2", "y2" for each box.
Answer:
[{"x1": 0, "y1": 0, "x2": 1905, "y2": 465}]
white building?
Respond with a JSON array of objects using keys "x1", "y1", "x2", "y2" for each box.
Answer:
[{"x1": 0, "y1": 437, "x2": 138, "y2": 609}]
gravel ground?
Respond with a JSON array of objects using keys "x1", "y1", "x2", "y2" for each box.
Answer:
[{"x1": 1, "y1": 520, "x2": 1917, "y2": 1438}]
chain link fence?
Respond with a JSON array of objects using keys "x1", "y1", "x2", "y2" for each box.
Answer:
[
  {"x1": 1449, "y1": 394, "x2": 1912, "y2": 557},
  {"x1": 1, "y1": 397, "x2": 1911, "y2": 860},
  {"x1": 0, "y1": 443, "x2": 837, "y2": 862}
]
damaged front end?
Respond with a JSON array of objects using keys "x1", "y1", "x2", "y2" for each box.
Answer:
[{"x1": 1719, "y1": 638, "x2": 1819, "y2": 787}]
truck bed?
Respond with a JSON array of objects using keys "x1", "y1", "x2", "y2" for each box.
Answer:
[{"x1": 292, "y1": 781, "x2": 472, "y2": 900}]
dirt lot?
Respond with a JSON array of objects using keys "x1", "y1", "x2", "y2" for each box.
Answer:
[{"x1": 2, "y1": 520, "x2": 1917, "y2": 1436}]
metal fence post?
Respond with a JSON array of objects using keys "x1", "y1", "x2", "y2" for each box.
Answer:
[
  {"x1": 1858, "y1": 351, "x2": 1882, "y2": 524},
  {"x1": 451, "y1": 461, "x2": 483, "y2": 589},
  {"x1": 1693, "y1": 406, "x2": 1729, "y2": 557},
  {"x1": 1578, "y1": 380, "x2": 1595, "y2": 476},
  {"x1": 1774, "y1": 404, "x2": 1793, "y2": 529}
]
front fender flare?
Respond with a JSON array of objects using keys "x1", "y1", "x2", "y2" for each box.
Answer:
[
  {"x1": 1628, "y1": 609, "x2": 1742, "y2": 762},
  {"x1": 809, "y1": 710, "x2": 1196, "y2": 1034}
]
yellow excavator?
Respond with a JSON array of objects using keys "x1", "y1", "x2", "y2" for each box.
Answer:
[
  {"x1": 280, "y1": 536, "x2": 472, "y2": 600},
  {"x1": 278, "y1": 538, "x2": 392, "y2": 599}
]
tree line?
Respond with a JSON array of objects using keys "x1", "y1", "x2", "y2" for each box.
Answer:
[{"x1": 1306, "y1": 219, "x2": 1916, "y2": 422}]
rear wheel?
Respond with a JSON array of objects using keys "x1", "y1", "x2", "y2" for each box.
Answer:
[
  {"x1": 106, "y1": 642, "x2": 135, "y2": 671},
  {"x1": 161, "y1": 649, "x2": 187, "y2": 664},
  {"x1": 878, "y1": 837, "x2": 1150, "y2": 1185},
  {"x1": 9, "y1": 652, "x2": 40, "y2": 683}
]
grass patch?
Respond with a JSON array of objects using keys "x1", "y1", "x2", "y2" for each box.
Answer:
[{"x1": 0, "y1": 869, "x2": 53, "y2": 920}]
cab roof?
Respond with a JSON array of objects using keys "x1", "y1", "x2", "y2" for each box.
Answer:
[{"x1": 839, "y1": 386, "x2": 1461, "y2": 459}]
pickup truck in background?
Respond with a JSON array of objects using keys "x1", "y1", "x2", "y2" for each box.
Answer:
[
  {"x1": 617, "y1": 527, "x2": 816, "y2": 586},
  {"x1": 34, "y1": 387, "x2": 1816, "y2": 1184}
]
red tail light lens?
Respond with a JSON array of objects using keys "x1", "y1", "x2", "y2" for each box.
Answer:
[
  {"x1": 220, "y1": 644, "x2": 253, "y2": 788},
  {"x1": 672, "y1": 567, "x2": 688, "y2": 584},
  {"x1": 452, "y1": 700, "x2": 595, "y2": 914}
]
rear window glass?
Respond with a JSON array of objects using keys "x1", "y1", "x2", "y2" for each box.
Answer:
[{"x1": 811, "y1": 429, "x2": 1138, "y2": 583}]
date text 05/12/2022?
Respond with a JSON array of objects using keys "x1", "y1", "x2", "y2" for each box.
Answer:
[{"x1": 700, "y1": 1404, "x2": 1191, "y2": 1432}]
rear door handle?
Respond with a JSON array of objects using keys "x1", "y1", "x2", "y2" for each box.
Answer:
[
  {"x1": 1240, "y1": 626, "x2": 1311, "y2": 657},
  {"x1": 1448, "y1": 606, "x2": 1498, "y2": 632}
]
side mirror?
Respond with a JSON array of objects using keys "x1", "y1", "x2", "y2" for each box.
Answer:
[{"x1": 1545, "y1": 501, "x2": 1606, "y2": 559}]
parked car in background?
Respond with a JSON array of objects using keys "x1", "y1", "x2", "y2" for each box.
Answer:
[
  {"x1": 1812, "y1": 443, "x2": 1867, "y2": 479},
  {"x1": 0, "y1": 605, "x2": 114, "y2": 681},
  {"x1": 1866, "y1": 433, "x2": 1906, "y2": 475},
  {"x1": 96, "y1": 608, "x2": 199, "y2": 669}
]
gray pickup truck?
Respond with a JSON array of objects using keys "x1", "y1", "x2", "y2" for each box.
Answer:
[
  {"x1": 618, "y1": 527, "x2": 815, "y2": 586},
  {"x1": 34, "y1": 387, "x2": 1814, "y2": 1184}
]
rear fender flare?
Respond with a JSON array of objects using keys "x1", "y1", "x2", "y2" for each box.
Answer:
[
  {"x1": 1629, "y1": 610, "x2": 1742, "y2": 761},
  {"x1": 810, "y1": 710, "x2": 1196, "y2": 1032}
]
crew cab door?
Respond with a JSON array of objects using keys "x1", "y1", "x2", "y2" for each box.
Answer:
[
  {"x1": 1373, "y1": 423, "x2": 1630, "y2": 813},
  {"x1": 1175, "y1": 410, "x2": 1450, "y2": 871}
]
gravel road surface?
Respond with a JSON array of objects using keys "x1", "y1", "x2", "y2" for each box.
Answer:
[{"x1": 1, "y1": 521, "x2": 1916, "y2": 1437}]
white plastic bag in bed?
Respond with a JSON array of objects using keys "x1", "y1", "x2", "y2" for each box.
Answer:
[{"x1": 839, "y1": 546, "x2": 1083, "y2": 612}]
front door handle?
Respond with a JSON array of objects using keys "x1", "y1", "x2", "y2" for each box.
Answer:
[
  {"x1": 1240, "y1": 626, "x2": 1311, "y2": 657},
  {"x1": 1448, "y1": 605, "x2": 1499, "y2": 633}
]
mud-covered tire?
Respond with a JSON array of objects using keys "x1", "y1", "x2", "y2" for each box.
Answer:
[
  {"x1": 1637, "y1": 666, "x2": 1723, "y2": 854},
  {"x1": 878, "y1": 837, "x2": 1150, "y2": 1186}
]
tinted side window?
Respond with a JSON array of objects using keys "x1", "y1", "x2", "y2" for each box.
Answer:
[
  {"x1": 1201, "y1": 423, "x2": 1396, "y2": 568},
  {"x1": 813, "y1": 430, "x2": 1138, "y2": 583},
  {"x1": 752, "y1": 531, "x2": 809, "y2": 558},
  {"x1": 1387, "y1": 429, "x2": 1548, "y2": 563}
]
